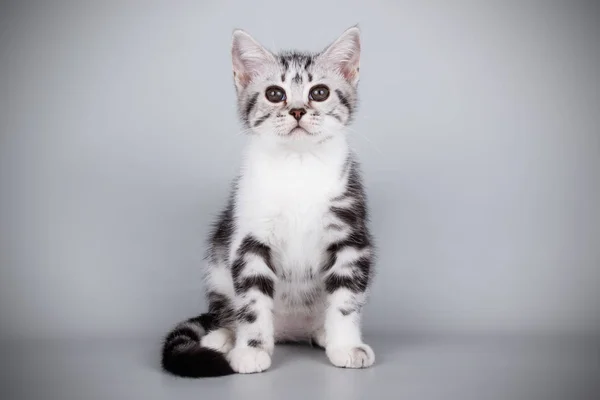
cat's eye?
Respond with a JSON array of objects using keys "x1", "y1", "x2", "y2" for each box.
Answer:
[
  {"x1": 309, "y1": 85, "x2": 330, "y2": 102},
  {"x1": 265, "y1": 86, "x2": 286, "y2": 103}
]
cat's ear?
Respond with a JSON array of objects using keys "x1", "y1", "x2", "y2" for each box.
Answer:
[
  {"x1": 320, "y1": 26, "x2": 361, "y2": 86},
  {"x1": 231, "y1": 30, "x2": 275, "y2": 92}
]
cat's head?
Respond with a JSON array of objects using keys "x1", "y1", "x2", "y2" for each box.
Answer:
[{"x1": 231, "y1": 26, "x2": 360, "y2": 144}]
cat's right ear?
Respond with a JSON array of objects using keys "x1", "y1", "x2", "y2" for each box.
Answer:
[{"x1": 231, "y1": 30, "x2": 275, "y2": 93}]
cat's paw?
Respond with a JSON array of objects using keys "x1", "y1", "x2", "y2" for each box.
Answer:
[
  {"x1": 200, "y1": 329, "x2": 234, "y2": 353},
  {"x1": 228, "y1": 347, "x2": 272, "y2": 374},
  {"x1": 326, "y1": 344, "x2": 375, "y2": 368}
]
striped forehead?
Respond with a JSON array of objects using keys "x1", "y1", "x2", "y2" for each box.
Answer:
[{"x1": 278, "y1": 52, "x2": 316, "y2": 85}]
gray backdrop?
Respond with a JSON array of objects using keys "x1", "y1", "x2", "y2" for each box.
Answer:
[{"x1": 1, "y1": 1, "x2": 599, "y2": 342}]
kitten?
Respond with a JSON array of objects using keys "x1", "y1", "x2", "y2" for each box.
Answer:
[{"x1": 161, "y1": 26, "x2": 375, "y2": 377}]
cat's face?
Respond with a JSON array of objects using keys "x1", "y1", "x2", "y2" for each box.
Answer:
[{"x1": 231, "y1": 27, "x2": 360, "y2": 145}]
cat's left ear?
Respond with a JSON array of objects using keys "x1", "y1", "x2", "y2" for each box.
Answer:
[{"x1": 320, "y1": 25, "x2": 361, "y2": 86}]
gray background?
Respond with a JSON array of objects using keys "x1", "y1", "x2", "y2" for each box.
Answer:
[{"x1": 1, "y1": 1, "x2": 599, "y2": 399}]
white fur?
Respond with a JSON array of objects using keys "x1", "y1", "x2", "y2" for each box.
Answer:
[
  {"x1": 204, "y1": 264, "x2": 235, "y2": 298},
  {"x1": 326, "y1": 344, "x2": 375, "y2": 368},
  {"x1": 228, "y1": 347, "x2": 272, "y2": 374},
  {"x1": 201, "y1": 328, "x2": 234, "y2": 353}
]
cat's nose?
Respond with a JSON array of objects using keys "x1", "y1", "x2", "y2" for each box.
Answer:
[{"x1": 289, "y1": 108, "x2": 306, "y2": 121}]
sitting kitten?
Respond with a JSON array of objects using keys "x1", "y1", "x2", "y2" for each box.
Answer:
[{"x1": 161, "y1": 26, "x2": 375, "y2": 377}]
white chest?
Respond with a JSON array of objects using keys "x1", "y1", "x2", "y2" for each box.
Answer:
[{"x1": 236, "y1": 141, "x2": 347, "y2": 271}]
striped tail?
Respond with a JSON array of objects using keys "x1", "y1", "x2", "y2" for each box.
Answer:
[{"x1": 161, "y1": 313, "x2": 235, "y2": 377}]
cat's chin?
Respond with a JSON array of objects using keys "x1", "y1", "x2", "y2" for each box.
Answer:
[
  {"x1": 272, "y1": 130, "x2": 331, "y2": 151},
  {"x1": 287, "y1": 126, "x2": 312, "y2": 136}
]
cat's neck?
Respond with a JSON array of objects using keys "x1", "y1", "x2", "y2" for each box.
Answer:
[{"x1": 243, "y1": 132, "x2": 350, "y2": 169}]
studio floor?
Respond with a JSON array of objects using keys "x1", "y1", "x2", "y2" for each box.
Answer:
[{"x1": 2, "y1": 334, "x2": 598, "y2": 400}]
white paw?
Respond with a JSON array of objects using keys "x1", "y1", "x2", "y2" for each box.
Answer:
[
  {"x1": 200, "y1": 329, "x2": 234, "y2": 353},
  {"x1": 228, "y1": 347, "x2": 272, "y2": 374},
  {"x1": 326, "y1": 344, "x2": 375, "y2": 368}
]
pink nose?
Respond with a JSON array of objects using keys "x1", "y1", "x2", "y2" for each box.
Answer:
[{"x1": 289, "y1": 108, "x2": 306, "y2": 121}]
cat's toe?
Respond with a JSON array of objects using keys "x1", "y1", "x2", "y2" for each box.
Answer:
[
  {"x1": 326, "y1": 344, "x2": 375, "y2": 368},
  {"x1": 228, "y1": 347, "x2": 272, "y2": 374}
]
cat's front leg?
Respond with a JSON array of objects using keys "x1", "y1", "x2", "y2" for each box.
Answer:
[
  {"x1": 322, "y1": 241, "x2": 375, "y2": 368},
  {"x1": 227, "y1": 235, "x2": 277, "y2": 374}
]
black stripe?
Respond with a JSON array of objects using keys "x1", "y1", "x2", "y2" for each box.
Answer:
[
  {"x1": 186, "y1": 313, "x2": 216, "y2": 332},
  {"x1": 346, "y1": 161, "x2": 364, "y2": 195},
  {"x1": 307, "y1": 73, "x2": 313, "y2": 82},
  {"x1": 322, "y1": 251, "x2": 337, "y2": 273},
  {"x1": 165, "y1": 326, "x2": 199, "y2": 344},
  {"x1": 303, "y1": 296, "x2": 316, "y2": 307},
  {"x1": 331, "y1": 193, "x2": 348, "y2": 202},
  {"x1": 279, "y1": 56, "x2": 289, "y2": 70},
  {"x1": 326, "y1": 223, "x2": 345, "y2": 231},
  {"x1": 237, "y1": 304, "x2": 258, "y2": 323},
  {"x1": 327, "y1": 233, "x2": 371, "y2": 254},
  {"x1": 330, "y1": 202, "x2": 366, "y2": 227},
  {"x1": 293, "y1": 73, "x2": 302, "y2": 84},
  {"x1": 205, "y1": 292, "x2": 234, "y2": 327},
  {"x1": 254, "y1": 113, "x2": 271, "y2": 127},
  {"x1": 207, "y1": 192, "x2": 235, "y2": 263},
  {"x1": 235, "y1": 275, "x2": 275, "y2": 297},
  {"x1": 164, "y1": 335, "x2": 191, "y2": 352},
  {"x1": 340, "y1": 156, "x2": 352, "y2": 179},
  {"x1": 330, "y1": 206, "x2": 358, "y2": 226},
  {"x1": 324, "y1": 272, "x2": 369, "y2": 293},
  {"x1": 231, "y1": 257, "x2": 246, "y2": 281},
  {"x1": 353, "y1": 255, "x2": 371, "y2": 275},
  {"x1": 248, "y1": 339, "x2": 263, "y2": 348},
  {"x1": 281, "y1": 72, "x2": 286, "y2": 82},
  {"x1": 327, "y1": 111, "x2": 343, "y2": 123},
  {"x1": 323, "y1": 236, "x2": 371, "y2": 273},
  {"x1": 304, "y1": 57, "x2": 313, "y2": 69},
  {"x1": 244, "y1": 92, "x2": 259, "y2": 124},
  {"x1": 207, "y1": 292, "x2": 230, "y2": 315},
  {"x1": 336, "y1": 89, "x2": 352, "y2": 114},
  {"x1": 339, "y1": 307, "x2": 356, "y2": 316},
  {"x1": 238, "y1": 235, "x2": 275, "y2": 273}
]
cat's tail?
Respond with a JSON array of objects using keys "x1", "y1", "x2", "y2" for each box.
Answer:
[{"x1": 161, "y1": 314, "x2": 235, "y2": 377}]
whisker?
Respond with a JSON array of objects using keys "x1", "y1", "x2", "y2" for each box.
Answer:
[
  {"x1": 344, "y1": 127, "x2": 383, "y2": 155},
  {"x1": 235, "y1": 127, "x2": 254, "y2": 137}
]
